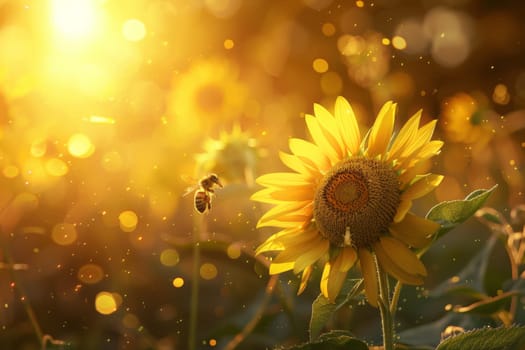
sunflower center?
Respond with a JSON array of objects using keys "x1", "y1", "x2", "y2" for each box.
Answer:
[
  {"x1": 196, "y1": 84, "x2": 224, "y2": 113},
  {"x1": 313, "y1": 158, "x2": 400, "y2": 248}
]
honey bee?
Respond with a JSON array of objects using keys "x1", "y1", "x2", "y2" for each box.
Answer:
[{"x1": 183, "y1": 173, "x2": 223, "y2": 214}]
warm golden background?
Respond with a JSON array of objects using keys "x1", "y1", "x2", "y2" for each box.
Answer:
[{"x1": 0, "y1": 0, "x2": 524, "y2": 349}]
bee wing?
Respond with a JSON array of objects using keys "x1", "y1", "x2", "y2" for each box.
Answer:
[
  {"x1": 182, "y1": 185, "x2": 198, "y2": 197},
  {"x1": 181, "y1": 174, "x2": 199, "y2": 197}
]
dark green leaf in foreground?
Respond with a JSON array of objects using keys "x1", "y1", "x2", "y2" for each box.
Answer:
[
  {"x1": 309, "y1": 279, "x2": 364, "y2": 341},
  {"x1": 426, "y1": 185, "x2": 497, "y2": 241},
  {"x1": 278, "y1": 330, "x2": 368, "y2": 350},
  {"x1": 429, "y1": 235, "x2": 498, "y2": 297},
  {"x1": 436, "y1": 326, "x2": 525, "y2": 350}
]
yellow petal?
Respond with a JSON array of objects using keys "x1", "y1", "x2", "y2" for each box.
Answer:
[
  {"x1": 256, "y1": 172, "x2": 311, "y2": 188},
  {"x1": 388, "y1": 110, "x2": 421, "y2": 162},
  {"x1": 335, "y1": 96, "x2": 361, "y2": 155},
  {"x1": 279, "y1": 151, "x2": 318, "y2": 178},
  {"x1": 367, "y1": 101, "x2": 395, "y2": 157},
  {"x1": 289, "y1": 138, "x2": 331, "y2": 171},
  {"x1": 305, "y1": 114, "x2": 340, "y2": 165},
  {"x1": 400, "y1": 120, "x2": 437, "y2": 158},
  {"x1": 313, "y1": 103, "x2": 345, "y2": 158},
  {"x1": 319, "y1": 257, "x2": 347, "y2": 302},
  {"x1": 257, "y1": 200, "x2": 312, "y2": 227},
  {"x1": 374, "y1": 241, "x2": 424, "y2": 285},
  {"x1": 297, "y1": 265, "x2": 313, "y2": 295},
  {"x1": 402, "y1": 174, "x2": 443, "y2": 200},
  {"x1": 326, "y1": 270, "x2": 348, "y2": 302},
  {"x1": 339, "y1": 247, "x2": 358, "y2": 272},
  {"x1": 389, "y1": 213, "x2": 439, "y2": 248},
  {"x1": 268, "y1": 225, "x2": 317, "y2": 247},
  {"x1": 412, "y1": 140, "x2": 444, "y2": 162},
  {"x1": 256, "y1": 219, "x2": 305, "y2": 229},
  {"x1": 264, "y1": 228, "x2": 319, "y2": 254},
  {"x1": 398, "y1": 160, "x2": 429, "y2": 188},
  {"x1": 255, "y1": 227, "x2": 304, "y2": 254},
  {"x1": 271, "y1": 232, "x2": 323, "y2": 264},
  {"x1": 294, "y1": 237, "x2": 329, "y2": 273},
  {"x1": 358, "y1": 249, "x2": 378, "y2": 307},
  {"x1": 250, "y1": 188, "x2": 283, "y2": 204},
  {"x1": 376, "y1": 237, "x2": 427, "y2": 277},
  {"x1": 269, "y1": 261, "x2": 295, "y2": 274},
  {"x1": 393, "y1": 199, "x2": 412, "y2": 223},
  {"x1": 251, "y1": 186, "x2": 314, "y2": 203},
  {"x1": 320, "y1": 261, "x2": 330, "y2": 298}
]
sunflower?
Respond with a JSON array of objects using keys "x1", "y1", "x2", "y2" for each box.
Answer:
[
  {"x1": 252, "y1": 97, "x2": 443, "y2": 306},
  {"x1": 195, "y1": 124, "x2": 262, "y2": 185},
  {"x1": 440, "y1": 92, "x2": 493, "y2": 146},
  {"x1": 168, "y1": 57, "x2": 246, "y2": 129}
]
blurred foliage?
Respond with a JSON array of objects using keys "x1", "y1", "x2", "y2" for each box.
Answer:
[{"x1": 0, "y1": 0, "x2": 524, "y2": 349}]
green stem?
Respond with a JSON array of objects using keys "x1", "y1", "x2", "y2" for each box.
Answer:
[
  {"x1": 390, "y1": 281, "x2": 403, "y2": 316},
  {"x1": 188, "y1": 214, "x2": 205, "y2": 350},
  {"x1": 376, "y1": 257, "x2": 394, "y2": 350}
]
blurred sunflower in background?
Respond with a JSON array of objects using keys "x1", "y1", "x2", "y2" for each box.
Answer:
[
  {"x1": 167, "y1": 57, "x2": 246, "y2": 141},
  {"x1": 252, "y1": 97, "x2": 443, "y2": 306},
  {"x1": 440, "y1": 92, "x2": 494, "y2": 147},
  {"x1": 195, "y1": 124, "x2": 263, "y2": 186}
]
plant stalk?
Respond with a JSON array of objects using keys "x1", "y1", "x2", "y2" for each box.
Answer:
[
  {"x1": 188, "y1": 214, "x2": 205, "y2": 350},
  {"x1": 376, "y1": 257, "x2": 394, "y2": 350}
]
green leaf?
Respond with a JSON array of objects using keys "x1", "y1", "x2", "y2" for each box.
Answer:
[
  {"x1": 398, "y1": 312, "x2": 482, "y2": 347},
  {"x1": 453, "y1": 291, "x2": 519, "y2": 315},
  {"x1": 278, "y1": 330, "x2": 368, "y2": 350},
  {"x1": 430, "y1": 235, "x2": 498, "y2": 297},
  {"x1": 309, "y1": 279, "x2": 363, "y2": 341},
  {"x1": 426, "y1": 185, "x2": 497, "y2": 241},
  {"x1": 395, "y1": 344, "x2": 435, "y2": 350},
  {"x1": 436, "y1": 326, "x2": 525, "y2": 350}
]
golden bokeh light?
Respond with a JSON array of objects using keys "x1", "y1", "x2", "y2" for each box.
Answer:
[
  {"x1": 392, "y1": 35, "x2": 407, "y2": 50},
  {"x1": 122, "y1": 19, "x2": 147, "y2": 42},
  {"x1": 172, "y1": 277, "x2": 185, "y2": 288},
  {"x1": 200, "y1": 263, "x2": 218, "y2": 280},
  {"x1": 30, "y1": 139, "x2": 47, "y2": 158},
  {"x1": 493, "y1": 83, "x2": 510, "y2": 105},
  {"x1": 3, "y1": 165, "x2": 19, "y2": 179},
  {"x1": 77, "y1": 263, "x2": 105, "y2": 285},
  {"x1": 51, "y1": 223, "x2": 78, "y2": 246},
  {"x1": 223, "y1": 39, "x2": 235, "y2": 49},
  {"x1": 119, "y1": 210, "x2": 138, "y2": 232},
  {"x1": 95, "y1": 291, "x2": 118, "y2": 315},
  {"x1": 312, "y1": 58, "x2": 329, "y2": 73},
  {"x1": 67, "y1": 133, "x2": 95, "y2": 159},
  {"x1": 45, "y1": 158, "x2": 69, "y2": 177},
  {"x1": 83, "y1": 115, "x2": 116, "y2": 124},
  {"x1": 226, "y1": 243, "x2": 242, "y2": 259},
  {"x1": 160, "y1": 249, "x2": 180, "y2": 267},
  {"x1": 321, "y1": 22, "x2": 336, "y2": 37}
]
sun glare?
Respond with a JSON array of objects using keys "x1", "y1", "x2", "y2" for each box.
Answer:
[{"x1": 50, "y1": 0, "x2": 99, "y2": 40}]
